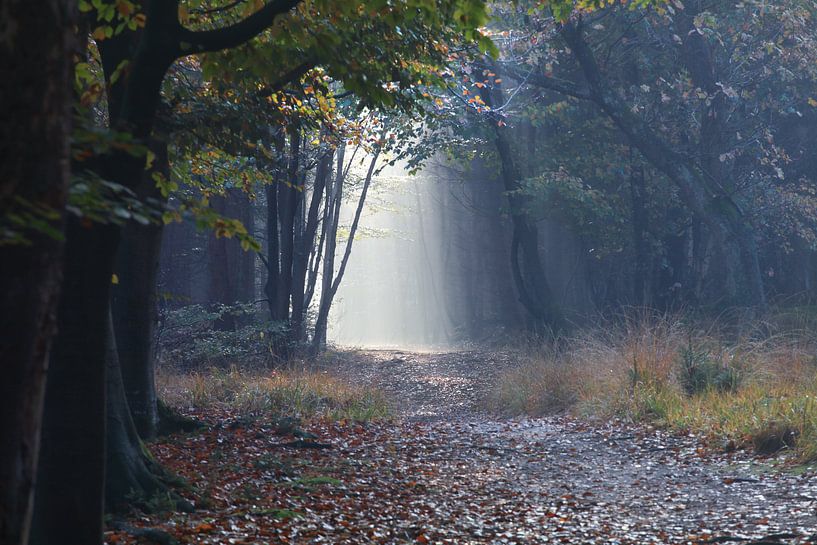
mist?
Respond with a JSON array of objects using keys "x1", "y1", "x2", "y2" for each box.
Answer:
[{"x1": 328, "y1": 161, "x2": 455, "y2": 349}]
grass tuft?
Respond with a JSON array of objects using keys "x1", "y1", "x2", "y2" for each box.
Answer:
[
  {"x1": 158, "y1": 366, "x2": 390, "y2": 422},
  {"x1": 495, "y1": 311, "x2": 817, "y2": 462}
]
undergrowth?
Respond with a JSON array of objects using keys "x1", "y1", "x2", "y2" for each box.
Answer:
[
  {"x1": 158, "y1": 365, "x2": 390, "y2": 422},
  {"x1": 495, "y1": 310, "x2": 817, "y2": 462}
]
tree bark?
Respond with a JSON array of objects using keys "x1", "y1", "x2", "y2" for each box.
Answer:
[
  {"x1": 112, "y1": 140, "x2": 168, "y2": 440},
  {"x1": 0, "y1": 2, "x2": 74, "y2": 543},
  {"x1": 291, "y1": 150, "x2": 331, "y2": 343},
  {"x1": 30, "y1": 218, "x2": 115, "y2": 545},
  {"x1": 484, "y1": 77, "x2": 565, "y2": 333}
]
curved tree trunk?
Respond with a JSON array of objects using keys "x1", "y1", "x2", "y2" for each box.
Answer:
[
  {"x1": 0, "y1": 2, "x2": 74, "y2": 543},
  {"x1": 105, "y1": 309, "x2": 190, "y2": 513},
  {"x1": 484, "y1": 75, "x2": 565, "y2": 333}
]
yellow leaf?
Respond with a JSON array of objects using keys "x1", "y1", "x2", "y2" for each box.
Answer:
[
  {"x1": 116, "y1": 0, "x2": 132, "y2": 17},
  {"x1": 111, "y1": 274, "x2": 119, "y2": 285},
  {"x1": 92, "y1": 26, "x2": 107, "y2": 41},
  {"x1": 808, "y1": 98, "x2": 817, "y2": 107}
]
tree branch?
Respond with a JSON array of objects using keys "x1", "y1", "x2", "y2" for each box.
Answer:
[
  {"x1": 177, "y1": 0, "x2": 301, "y2": 55},
  {"x1": 498, "y1": 62, "x2": 592, "y2": 101}
]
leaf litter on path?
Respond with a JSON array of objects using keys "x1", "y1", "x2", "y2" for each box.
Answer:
[{"x1": 107, "y1": 350, "x2": 817, "y2": 544}]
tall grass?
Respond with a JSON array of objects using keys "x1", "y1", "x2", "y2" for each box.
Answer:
[
  {"x1": 158, "y1": 366, "x2": 390, "y2": 422},
  {"x1": 495, "y1": 310, "x2": 817, "y2": 461}
]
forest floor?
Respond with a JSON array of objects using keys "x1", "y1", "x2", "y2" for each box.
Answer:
[{"x1": 110, "y1": 350, "x2": 817, "y2": 545}]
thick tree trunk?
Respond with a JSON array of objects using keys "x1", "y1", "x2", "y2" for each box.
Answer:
[
  {"x1": 30, "y1": 219, "x2": 116, "y2": 545},
  {"x1": 0, "y1": 2, "x2": 74, "y2": 543},
  {"x1": 104, "y1": 309, "x2": 190, "y2": 513},
  {"x1": 112, "y1": 140, "x2": 168, "y2": 440},
  {"x1": 113, "y1": 219, "x2": 163, "y2": 437}
]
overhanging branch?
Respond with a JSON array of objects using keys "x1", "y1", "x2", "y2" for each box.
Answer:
[{"x1": 177, "y1": 0, "x2": 301, "y2": 55}]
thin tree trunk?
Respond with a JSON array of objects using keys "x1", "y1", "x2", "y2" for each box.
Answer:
[
  {"x1": 304, "y1": 154, "x2": 334, "y2": 312},
  {"x1": 313, "y1": 146, "x2": 381, "y2": 353},
  {"x1": 0, "y1": 2, "x2": 74, "y2": 543},
  {"x1": 484, "y1": 74, "x2": 565, "y2": 333},
  {"x1": 291, "y1": 150, "x2": 332, "y2": 342},
  {"x1": 276, "y1": 125, "x2": 301, "y2": 325},
  {"x1": 312, "y1": 147, "x2": 346, "y2": 351},
  {"x1": 208, "y1": 193, "x2": 237, "y2": 330},
  {"x1": 265, "y1": 174, "x2": 282, "y2": 320}
]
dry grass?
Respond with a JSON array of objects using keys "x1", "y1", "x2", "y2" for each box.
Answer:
[
  {"x1": 158, "y1": 365, "x2": 391, "y2": 422},
  {"x1": 495, "y1": 310, "x2": 817, "y2": 461}
]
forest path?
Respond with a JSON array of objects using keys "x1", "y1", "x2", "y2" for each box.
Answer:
[
  {"x1": 322, "y1": 348, "x2": 514, "y2": 420},
  {"x1": 122, "y1": 350, "x2": 817, "y2": 545},
  {"x1": 318, "y1": 348, "x2": 817, "y2": 544}
]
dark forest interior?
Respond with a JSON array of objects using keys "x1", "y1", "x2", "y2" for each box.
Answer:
[{"x1": 3, "y1": 1, "x2": 817, "y2": 544}]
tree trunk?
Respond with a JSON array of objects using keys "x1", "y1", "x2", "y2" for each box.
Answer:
[
  {"x1": 264, "y1": 132, "x2": 286, "y2": 325},
  {"x1": 112, "y1": 140, "x2": 168, "y2": 440},
  {"x1": 0, "y1": 2, "x2": 74, "y2": 543},
  {"x1": 304, "y1": 152, "x2": 334, "y2": 312},
  {"x1": 312, "y1": 147, "x2": 345, "y2": 351},
  {"x1": 291, "y1": 151, "x2": 331, "y2": 343},
  {"x1": 104, "y1": 309, "x2": 189, "y2": 513},
  {"x1": 208, "y1": 193, "x2": 237, "y2": 330},
  {"x1": 276, "y1": 125, "x2": 301, "y2": 324},
  {"x1": 30, "y1": 218, "x2": 116, "y2": 545},
  {"x1": 312, "y1": 146, "x2": 380, "y2": 353},
  {"x1": 560, "y1": 20, "x2": 766, "y2": 308},
  {"x1": 485, "y1": 76, "x2": 565, "y2": 333}
]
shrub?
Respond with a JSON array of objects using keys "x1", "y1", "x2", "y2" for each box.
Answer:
[
  {"x1": 157, "y1": 303, "x2": 289, "y2": 369},
  {"x1": 677, "y1": 343, "x2": 743, "y2": 396}
]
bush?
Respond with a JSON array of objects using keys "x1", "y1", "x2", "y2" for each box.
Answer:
[
  {"x1": 157, "y1": 303, "x2": 289, "y2": 369},
  {"x1": 677, "y1": 343, "x2": 743, "y2": 396}
]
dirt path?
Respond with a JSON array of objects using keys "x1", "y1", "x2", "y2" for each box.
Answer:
[
  {"x1": 118, "y1": 350, "x2": 817, "y2": 545},
  {"x1": 320, "y1": 349, "x2": 817, "y2": 544}
]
